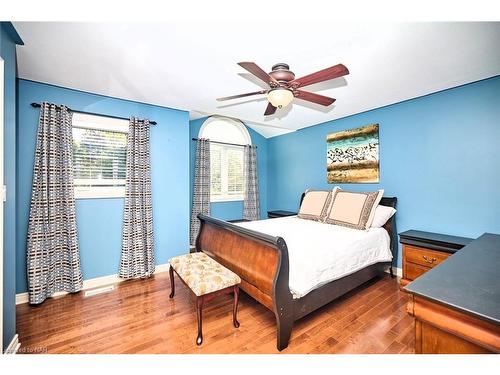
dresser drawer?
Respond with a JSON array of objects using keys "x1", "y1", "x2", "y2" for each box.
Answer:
[
  {"x1": 405, "y1": 262, "x2": 430, "y2": 281},
  {"x1": 399, "y1": 230, "x2": 469, "y2": 289},
  {"x1": 404, "y1": 245, "x2": 450, "y2": 268}
]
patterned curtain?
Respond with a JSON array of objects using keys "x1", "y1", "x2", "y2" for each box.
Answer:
[
  {"x1": 190, "y1": 139, "x2": 211, "y2": 245},
  {"x1": 119, "y1": 118, "x2": 155, "y2": 279},
  {"x1": 27, "y1": 102, "x2": 83, "y2": 304},
  {"x1": 243, "y1": 145, "x2": 260, "y2": 220}
]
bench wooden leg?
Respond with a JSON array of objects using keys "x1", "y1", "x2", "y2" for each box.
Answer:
[
  {"x1": 233, "y1": 285, "x2": 240, "y2": 328},
  {"x1": 196, "y1": 296, "x2": 204, "y2": 345},
  {"x1": 169, "y1": 265, "x2": 175, "y2": 298}
]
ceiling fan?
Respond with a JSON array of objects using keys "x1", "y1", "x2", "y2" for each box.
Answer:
[{"x1": 217, "y1": 62, "x2": 349, "y2": 115}]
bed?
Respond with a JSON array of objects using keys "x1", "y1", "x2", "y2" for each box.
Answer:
[{"x1": 195, "y1": 195, "x2": 397, "y2": 351}]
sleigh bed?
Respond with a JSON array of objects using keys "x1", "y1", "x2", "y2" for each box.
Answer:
[{"x1": 195, "y1": 195, "x2": 397, "y2": 351}]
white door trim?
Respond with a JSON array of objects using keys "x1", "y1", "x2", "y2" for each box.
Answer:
[
  {"x1": 0, "y1": 57, "x2": 5, "y2": 354},
  {"x1": 5, "y1": 334, "x2": 19, "y2": 354}
]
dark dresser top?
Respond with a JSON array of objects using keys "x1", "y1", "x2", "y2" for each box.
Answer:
[
  {"x1": 399, "y1": 229, "x2": 473, "y2": 253},
  {"x1": 267, "y1": 210, "x2": 297, "y2": 216},
  {"x1": 405, "y1": 233, "x2": 500, "y2": 325}
]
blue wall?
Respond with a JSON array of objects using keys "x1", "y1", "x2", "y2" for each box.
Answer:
[
  {"x1": 1, "y1": 22, "x2": 22, "y2": 351},
  {"x1": 189, "y1": 117, "x2": 268, "y2": 221},
  {"x1": 267, "y1": 76, "x2": 500, "y2": 267},
  {"x1": 16, "y1": 79, "x2": 191, "y2": 293}
]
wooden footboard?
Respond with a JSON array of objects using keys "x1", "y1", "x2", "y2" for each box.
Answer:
[{"x1": 196, "y1": 214, "x2": 294, "y2": 350}]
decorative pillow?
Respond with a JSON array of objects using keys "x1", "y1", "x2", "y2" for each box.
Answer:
[
  {"x1": 371, "y1": 205, "x2": 397, "y2": 228},
  {"x1": 298, "y1": 189, "x2": 332, "y2": 222},
  {"x1": 324, "y1": 189, "x2": 384, "y2": 230},
  {"x1": 320, "y1": 186, "x2": 340, "y2": 220}
]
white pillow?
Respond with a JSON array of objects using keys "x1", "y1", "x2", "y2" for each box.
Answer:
[{"x1": 370, "y1": 205, "x2": 396, "y2": 228}]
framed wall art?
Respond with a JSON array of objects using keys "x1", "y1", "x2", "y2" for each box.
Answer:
[{"x1": 326, "y1": 124, "x2": 379, "y2": 183}]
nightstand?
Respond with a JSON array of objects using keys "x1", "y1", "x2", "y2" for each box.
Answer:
[
  {"x1": 399, "y1": 230, "x2": 473, "y2": 287},
  {"x1": 267, "y1": 210, "x2": 297, "y2": 219}
]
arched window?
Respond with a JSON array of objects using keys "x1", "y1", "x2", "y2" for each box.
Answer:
[{"x1": 199, "y1": 116, "x2": 251, "y2": 202}]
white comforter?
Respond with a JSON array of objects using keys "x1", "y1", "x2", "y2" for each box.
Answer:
[{"x1": 235, "y1": 216, "x2": 392, "y2": 299}]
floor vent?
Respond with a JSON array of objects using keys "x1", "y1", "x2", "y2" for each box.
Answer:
[{"x1": 84, "y1": 285, "x2": 115, "y2": 297}]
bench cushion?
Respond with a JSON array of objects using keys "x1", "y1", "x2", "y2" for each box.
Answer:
[{"x1": 169, "y1": 252, "x2": 241, "y2": 296}]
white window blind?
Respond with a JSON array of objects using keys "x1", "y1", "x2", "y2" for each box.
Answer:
[
  {"x1": 210, "y1": 144, "x2": 244, "y2": 201},
  {"x1": 72, "y1": 113, "x2": 128, "y2": 199},
  {"x1": 199, "y1": 117, "x2": 251, "y2": 202},
  {"x1": 226, "y1": 147, "x2": 244, "y2": 194}
]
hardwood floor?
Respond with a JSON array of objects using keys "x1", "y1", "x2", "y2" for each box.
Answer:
[{"x1": 16, "y1": 273, "x2": 414, "y2": 354}]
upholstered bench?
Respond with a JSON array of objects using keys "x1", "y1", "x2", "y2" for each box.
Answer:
[{"x1": 168, "y1": 252, "x2": 241, "y2": 345}]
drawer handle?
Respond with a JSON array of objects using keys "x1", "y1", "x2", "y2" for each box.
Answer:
[{"x1": 422, "y1": 255, "x2": 437, "y2": 264}]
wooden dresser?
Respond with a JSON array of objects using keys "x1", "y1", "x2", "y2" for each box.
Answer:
[
  {"x1": 405, "y1": 233, "x2": 500, "y2": 353},
  {"x1": 399, "y1": 230, "x2": 472, "y2": 287}
]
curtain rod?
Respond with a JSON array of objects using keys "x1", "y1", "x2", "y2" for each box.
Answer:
[
  {"x1": 191, "y1": 137, "x2": 257, "y2": 149},
  {"x1": 30, "y1": 103, "x2": 157, "y2": 125}
]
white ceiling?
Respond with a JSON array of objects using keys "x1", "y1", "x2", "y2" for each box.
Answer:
[{"x1": 14, "y1": 21, "x2": 500, "y2": 137}]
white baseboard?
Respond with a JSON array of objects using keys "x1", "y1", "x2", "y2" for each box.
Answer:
[
  {"x1": 16, "y1": 263, "x2": 170, "y2": 305},
  {"x1": 5, "y1": 334, "x2": 20, "y2": 354},
  {"x1": 16, "y1": 262, "x2": 401, "y2": 305},
  {"x1": 384, "y1": 265, "x2": 402, "y2": 278}
]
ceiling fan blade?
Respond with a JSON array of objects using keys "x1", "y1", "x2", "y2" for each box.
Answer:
[
  {"x1": 238, "y1": 62, "x2": 278, "y2": 86},
  {"x1": 264, "y1": 102, "x2": 277, "y2": 116},
  {"x1": 217, "y1": 90, "x2": 267, "y2": 101},
  {"x1": 294, "y1": 90, "x2": 336, "y2": 106},
  {"x1": 289, "y1": 64, "x2": 349, "y2": 88}
]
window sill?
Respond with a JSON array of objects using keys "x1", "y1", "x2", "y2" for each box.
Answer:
[
  {"x1": 75, "y1": 187, "x2": 125, "y2": 200},
  {"x1": 210, "y1": 197, "x2": 244, "y2": 203},
  {"x1": 75, "y1": 195, "x2": 125, "y2": 200}
]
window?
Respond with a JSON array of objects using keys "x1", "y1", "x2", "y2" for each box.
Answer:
[
  {"x1": 72, "y1": 113, "x2": 129, "y2": 199},
  {"x1": 198, "y1": 117, "x2": 251, "y2": 202}
]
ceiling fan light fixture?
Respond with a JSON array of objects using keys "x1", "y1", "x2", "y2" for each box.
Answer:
[
  {"x1": 218, "y1": 62, "x2": 347, "y2": 115},
  {"x1": 267, "y1": 88, "x2": 294, "y2": 109}
]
